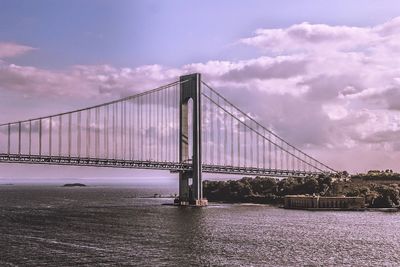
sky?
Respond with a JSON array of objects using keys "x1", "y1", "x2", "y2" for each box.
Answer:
[{"x1": 1, "y1": 0, "x2": 400, "y2": 183}]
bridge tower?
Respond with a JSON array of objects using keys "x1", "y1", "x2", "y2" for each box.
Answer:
[{"x1": 177, "y1": 73, "x2": 208, "y2": 206}]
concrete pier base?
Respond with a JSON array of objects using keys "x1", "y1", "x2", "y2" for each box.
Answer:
[
  {"x1": 174, "y1": 198, "x2": 208, "y2": 207},
  {"x1": 191, "y1": 199, "x2": 208, "y2": 206}
]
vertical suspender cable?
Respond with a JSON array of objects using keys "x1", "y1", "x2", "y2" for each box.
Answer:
[
  {"x1": 165, "y1": 88, "x2": 170, "y2": 162},
  {"x1": 268, "y1": 131, "x2": 271, "y2": 169},
  {"x1": 169, "y1": 89, "x2": 172, "y2": 161},
  {"x1": 133, "y1": 98, "x2": 136, "y2": 160},
  {"x1": 280, "y1": 140, "x2": 283, "y2": 170},
  {"x1": 140, "y1": 97, "x2": 143, "y2": 160},
  {"x1": 76, "y1": 111, "x2": 82, "y2": 157},
  {"x1": 39, "y1": 119, "x2": 42, "y2": 156},
  {"x1": 250, "y1": 124, "x2": 253, "y2": 167},
  {"x1": 170, "y1": 88, "x2": 174, "y2": 162},
  {"x1": 172, "y1": 86, "x2": 175, "y2": 162},
  {"x1": 237, "y1": 115, "x2": 240, "y2": 167},
  {"x1": 275, "y1": 142, "x2": 278, "y2": 170},
  {"x1": 29, "y1": 120, "x2": 32, "y2": 156},
  {"x1": 95, "y1": 107, "x2": 100, "y2": 158},
  {"x1": 120, "y1": 101, "x2": 123, "y2": 159},
  {"x1": 94, "y1": 108, "x2": 97, "y2": 158},
  {"x1": 112, "y1": 104, "x2": 116, "y2": 159},
  {"x1": 105, "y1": 105, "x2": 109, "y2": 158},
  {"x1": 116, "y1": 102, "x2": 119, "y2": 159},
  {"x1": 217, "y1": 96, "x2": 220, "y2": 165},
  {"x1": 169, "y1": 88, "x2": 172, "y2": 162},
  {"x1": 230, "y1": 104, "x2": 234, "y2": 166},
  {"x1": 156, "y1": 92, "x2": 159, "y2": 162},
  {"x1": 124, "y1": 101, "x2": 127, "y2": 160},
  {"x1": 149, "y1": 94, "x2": 152, "y2": 161},
  {"x1": 256, "y1": 125, "x2": 259, "y2": 168},
  {"x1": 224, "y1": 105, "x2": 227, "y2": 166},
  {"x1": 103, "y1": 106, "x2": 107, "y2": 158},
  {"x1": 203, "y1": 92, "x2": 208, "y2": 164},
  {"x1": 86, "y1": 109, "x2": 90, "y2": 158},
  {"x1": 147, "y1": 94, "x2": 150, "y2": 160},
  {"x1": 263, "y1": 129, "x2": 266, "y2": 169},
  {"x1": 165, "y1": 88, "x2": 170, "y2": 161},
  {"x1": 173, "y1": 88, "x2": 176, "y2": 162},
  {"x1": 18, "y1": 122, "x2": 21, "y2": 155},
  {"x1": 129, "y1": 100, "x2": 132, "y2": 160},
  {"x1": 49, "y1": 117, "x2": 52, "y2": 156},
  {"x1": 139, "y1": 97, "x2": 143, "y2": 160},
  {"x1": 123, "y1": 101, "x2": 126, "y2": 160},
  {"x1": 286, "y1": 143, "x2": 289, "y2": 171},
  {"x1": 174, "y1": 85, "x2": 177, "y2": 162},
  {"x1": 7, "y1": 123, "x2": 10, "y2": 155},
  {"x1": 173, "y1": 87, "x2": 176, "y2": 162},
  {"x1": 210, "y1": 90, "x2": 214, "y2": 164},
  {"x1": 170, "y1": 86, "x2": 173, "y2": 162},
  {"x1": 244, "y1": 120, "x2": 247, "y2": 167},
  {"x1": 161, "y1": 90, "x2": 164, "y2": 161},
  {"x1": 119, "y1": 102, "x2": 124, "y2": 158},
  {"x1": 77, "y1": 112, "x2": 81, "y2": 158},
  {"x1": 119, "y1": 102, "x2": 123, "y2": 159},
  {"x1": 68, "y1": 113, "x2": 71, "y2": 157},
  {"x1": 59, "y1": 115, "x2": 62, "y2": 157},
  {"x1": 96, "y1": 107, "x2": 99, "y2": 158},
  {"x1": 292, "y1": 146, "x2": 295, "y2": 171}
]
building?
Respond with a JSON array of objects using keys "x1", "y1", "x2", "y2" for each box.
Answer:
[{"x1": 284, "y1": 195, "x2": 365, "y2": 210}]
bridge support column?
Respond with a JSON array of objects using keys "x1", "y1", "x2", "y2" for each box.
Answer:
[{"x1": 177, "y1": 73, "x2": 207, "y2": 206}]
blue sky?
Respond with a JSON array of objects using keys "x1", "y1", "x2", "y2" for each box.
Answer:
[
  {"x1": 2, "y1": 1, "x2": 400, "y2": 182},
  {"x1": 2, "y1": 0, "x2": 400, "y2": 68}
]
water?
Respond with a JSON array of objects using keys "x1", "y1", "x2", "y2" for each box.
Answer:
[{"x1": 1, "y1": 185, "x2": 400, "y2": 266}]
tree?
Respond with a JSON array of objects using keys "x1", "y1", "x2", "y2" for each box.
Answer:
[{"x1": 371, "y1": 185, "x2": 400, "y2": 208}]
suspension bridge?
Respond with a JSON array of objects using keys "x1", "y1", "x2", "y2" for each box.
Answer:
[{"x1": 0, "y1": 73, "x2": 336, "y2": 205}]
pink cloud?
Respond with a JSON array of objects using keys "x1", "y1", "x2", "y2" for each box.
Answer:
[{"x1": 0, "y1": 42, "x2": 36, "y2": 59}]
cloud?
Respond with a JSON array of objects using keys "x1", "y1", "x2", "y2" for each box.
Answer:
[
  {"x1": 240, "y1": 23, "x2": 372, "y2": 54},
  {"x1": 0, "y1": 42, "x2": 36, "y2": 58},
  {"x1": 221, "y1": 56, "x2": 309, "y2": 81},
  {"x1": 0, "y1": 62, "x2": 182, "y2": 100}
]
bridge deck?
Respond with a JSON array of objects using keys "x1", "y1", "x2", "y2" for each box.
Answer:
[{"x1": 0, "y1": 153, "x2": 321, "y2": 178}]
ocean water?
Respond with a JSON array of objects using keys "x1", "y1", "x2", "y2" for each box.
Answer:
[{"x1": 0, "y1": 185, "x2": 400, "y2": 266}]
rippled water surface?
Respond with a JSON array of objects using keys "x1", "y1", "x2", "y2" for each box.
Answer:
[{"x1": 1, "y1": 185, "x2": 400, "y2": 266}]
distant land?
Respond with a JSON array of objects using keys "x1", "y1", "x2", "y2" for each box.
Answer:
[
  {"x1": 204, "y1": 170, "x2": 400, "y2": 209},
  {"x1": 63, "y1": 183, "x2": 87, "y2": 187}
]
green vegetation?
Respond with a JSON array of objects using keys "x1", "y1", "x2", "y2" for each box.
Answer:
[
  {"x1": 204, "y1": 172, "x2": 400, "y2": 208},
  {"x1": 203, "y1": 175, "x2": 333, "y2": 204},
  {"x1": 338, "y1": 182, "x2": 400, "y2": 208},
  {"x1": 352, "y1": 169, "x2": 400, "y2": 181}
]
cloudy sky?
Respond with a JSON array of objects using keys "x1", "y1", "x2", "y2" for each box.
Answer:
[{"x1": 1, "y1": 0, "x2": 400, "y2": 183}]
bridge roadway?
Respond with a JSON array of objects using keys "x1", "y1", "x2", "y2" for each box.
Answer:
[{"x1": 0, "y1": 153, "x2": 320, "y2": 178}]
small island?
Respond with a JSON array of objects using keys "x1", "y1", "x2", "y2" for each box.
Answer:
[{"x1": 63, "y1": 183, "x2": 87, "y2": 187}]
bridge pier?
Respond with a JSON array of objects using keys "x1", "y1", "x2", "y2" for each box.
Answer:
[{"x1": 176, "y1": 73, "x2": 208, "y2": 206}]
